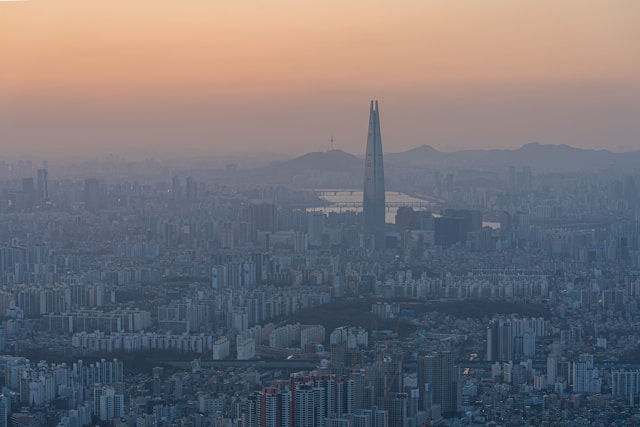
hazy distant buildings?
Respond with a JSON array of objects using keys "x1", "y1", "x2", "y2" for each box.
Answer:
[
  {"x1": 246, "y1": 202, "x2": 278, "y2": 243},
  {"x1": 507, "y1": 166, "x2": 532, "y2": 192},
  {"x1": 186, "y1": 175, "x2": 198, "y2": 202},
  {"x1": 395, "y1": 207, "x2": 416, "y2": 233},
  {"x1": 84, "y1": 178, "x2": 101, "y2": 210},
  {"x1": 36, "y1": 168, "x2": 48, "y2": 202},
  {"x1": 307, "y1": 211, "x2": 325, "y2": 248},
  {"x1": 434, "y1": 216, "x2": 466, "y2": 248},
  {"x1": 171, "y1": 175, "x2": 182, "y2": 201},
  {"x1": 434, "y1": 209, "x2": 482, "y2": 248},
  {"x1": 362, "y1": 100, "x2": 386, "y2": 250},
  {"x1": 21, "y1": 178, "x2": 34, "y2": 210}
]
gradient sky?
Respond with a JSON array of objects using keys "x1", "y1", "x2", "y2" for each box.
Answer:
[{"x1": 1, "y1": 0, "x2": 639, "y2": 160}]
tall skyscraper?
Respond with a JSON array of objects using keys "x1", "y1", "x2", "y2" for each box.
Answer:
[{"x1": 363, "y1": 100, "x2": 386, "y2": 249}]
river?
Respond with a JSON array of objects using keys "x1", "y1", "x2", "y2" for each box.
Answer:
[
  {"x1": 308, "y1": 189, "x2": 499, "y2": 228},
  {"x1": 308, "y1": 190, "x2": 433, "y2": 223}
]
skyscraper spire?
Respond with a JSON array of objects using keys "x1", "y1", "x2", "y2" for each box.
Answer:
[{"x1": 363, "y1": 100, "x2": 386, "y2": 249}]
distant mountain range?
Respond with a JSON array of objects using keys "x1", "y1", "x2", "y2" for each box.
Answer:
[
  {"x1": 385, "y1": 142, "x2": 640, "y2": 172},
  {"x1": 257, "y1": 143, "x2": 640, "y2": 178}
]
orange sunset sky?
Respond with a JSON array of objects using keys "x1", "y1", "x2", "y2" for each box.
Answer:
[{"x1": 1, "y1": 0, "x2": 639, "y2": 159}]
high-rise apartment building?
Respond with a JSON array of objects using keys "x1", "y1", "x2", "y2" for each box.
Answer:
[
  {"x1": 256, "y1": 387, "x2": 291, "y2": 427},
  {"x1": 289, "y1": 373, "x2": 358, "y2": 425},
  {"x1": 373, "y1": 351, "x2": 403, "y2": 399},
  {"x1": 0, "y1": 395, "x2": 9, "y2": 427},
  {"x1": 363, "y1": 100, "x2": 385, "y2": 249},
  {"x1": 294, "y1": 384, "x2": 325, "y2": 427},
  {"x1": 94, "y1": 386, "x2": 125, "y2": 422},
  {"x1": 419, "y1": 351, "x2": 458, "y2": 418},
  {"x1": 486, "y1": 318, "x2": 514, "y2": 362},
  {"x1": 612, "y1": 369, "x2": 640, "y2": 403},
  {"x1": 572, "y1": 353, "x2": 601, "y2": 393}
]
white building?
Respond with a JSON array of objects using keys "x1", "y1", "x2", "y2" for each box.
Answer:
[
  {"x1": 94, "y1": 386, "x2": 124, "y2": 422},
  {"x1": 612, "y1": 370, "x2": 640, "y2": 403},
  {"x1": 572, "y1": 354, "x2": 601, "y2": 393},
  {"x1": 300, "y1": 325, "x2": 325, "y2": 350},
  {"x1": 236, "y1": 336, "x2": 255, "y2": 360},
  {"x1": 212, "y1": 337, "x2": 230, "y2": 360}
]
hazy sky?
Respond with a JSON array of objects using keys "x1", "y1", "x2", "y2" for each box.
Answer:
[{"x1": 1, "y1": 0, "x2": 639, "y2": 159}]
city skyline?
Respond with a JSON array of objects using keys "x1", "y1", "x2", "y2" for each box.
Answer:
[
  {"x1": 3, "y1": 4, "x2": 640, "y2": 425},
  {"x1": 2, "y1": 77, "x2": 640, "y2": 424},
  {"x1": 1, "y1": 1, "x2": 639, "y2": 159}
]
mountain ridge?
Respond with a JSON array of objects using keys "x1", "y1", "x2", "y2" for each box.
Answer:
[{"x1": 245, "y1": 143, "x2": 640, "y2": 187}]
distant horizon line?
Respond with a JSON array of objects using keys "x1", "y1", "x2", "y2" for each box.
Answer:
[{"x1": 1, "y1": 141, "x2": 638, "y2": 163}]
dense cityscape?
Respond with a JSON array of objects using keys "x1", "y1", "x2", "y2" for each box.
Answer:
[
  {"x1": 4, "y1": 0, "x2": 640, "y2": 424},
  {"x1": 0, "y1": 102, "x2": 639, "y2": 427}
]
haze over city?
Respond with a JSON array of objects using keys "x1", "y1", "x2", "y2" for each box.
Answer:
[
  {"x1": 7, "y1": 2, "x2": 640, "y2": 426},
  {"x1": 1, "y1": 0, "x2": 639, "y2": 160}
]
